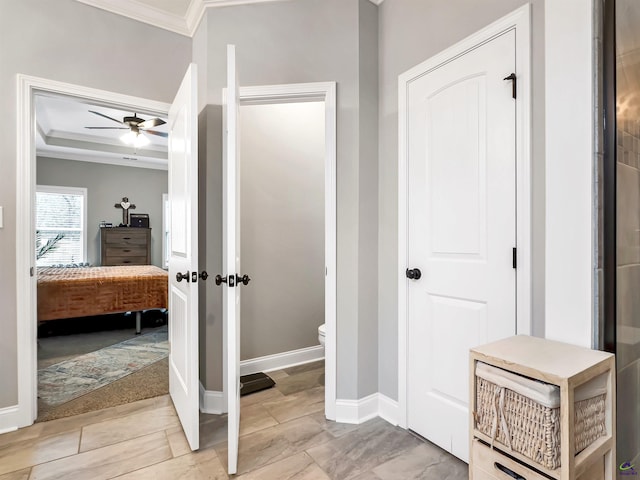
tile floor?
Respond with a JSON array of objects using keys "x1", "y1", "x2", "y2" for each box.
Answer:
[{"x1": 0, "y1": 361, "x2": 468, "y2": 479}]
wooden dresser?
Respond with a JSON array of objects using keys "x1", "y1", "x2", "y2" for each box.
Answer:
[{"x1": 100, "y1": 227, "x2": 151, "y2": 266}]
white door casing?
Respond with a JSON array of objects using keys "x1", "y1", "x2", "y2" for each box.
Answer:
[
  {"x1": 16, "y1": 75, "x2": 171, "y2": 431},
  {"x1": 398, "y1": 5, "x2": 531, "y2": 463},
  {"x1": 168, "y1": 63, "x2": 200, "y2": 451},
  {"x1": 237, "y1": 82, "x2": 337, "y2": 421},
  {"x1": 224, "y1": 44, "x2": 241, "y2": 476}
]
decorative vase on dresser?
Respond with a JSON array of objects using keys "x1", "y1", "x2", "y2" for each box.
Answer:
[{"x1": 100, "y1": 227, "x2": 151, "y2": 266}]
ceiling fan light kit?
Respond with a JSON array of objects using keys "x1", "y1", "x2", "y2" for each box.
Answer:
[{"x1": 120, "y1": 130, "x2": 150, "y2": 148}]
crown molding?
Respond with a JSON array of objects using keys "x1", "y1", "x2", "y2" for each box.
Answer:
[
  {"x1": 77, "y1": 0, "x2": 193, "y2": 36},
  {"x1": 78, "y1": 0, "x2": 383, "y2": 37}
]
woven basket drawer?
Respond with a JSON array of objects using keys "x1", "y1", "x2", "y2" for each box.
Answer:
[{"x1": 474, "y1": 363, "x2": 607, "y2": 470}]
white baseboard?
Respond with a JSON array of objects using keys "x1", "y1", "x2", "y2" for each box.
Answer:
[
  {"x1": 335, "y1": 393, "x2": 379, "y2": 424},
  {"x1": 198, "y1": 347, "x2": 324, "y2": 415},
  {"x1": 334, "y1": 393, "x2": 399, "y2": 426},
  {"x1": 0, "y1": 405, "x2": 20, "y2": 434},
  {"x1": 378, "y1": 394, "x2": 399, "y2": 426},
  {"x1": 240, "y1": 345, "x2": 324, "y2": 376},
  {"x1": 199, "y1": 382, "x2": 225, "y2": 415}
]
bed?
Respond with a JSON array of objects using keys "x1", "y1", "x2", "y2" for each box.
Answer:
[{"x1": 37, "y1": 265, "x2": 168, "y2": 334}]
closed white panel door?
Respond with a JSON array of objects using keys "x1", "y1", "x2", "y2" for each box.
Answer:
[
  {"x1": 223, "y1": 44, "x2": 241, "y2": 476},
  {"x1": 406, "y1": 30, "x2": 516, "y2": 462},
  {"x1": 168, "y1": 63, "x2": 199, "y2": 451}
]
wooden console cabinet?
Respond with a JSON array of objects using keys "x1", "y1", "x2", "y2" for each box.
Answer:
[
  {"x1": 469, "y1": 336, "x2": 615, "y2": 480},
  {"x1": 100, "y1": 227, "x2": 151, "y2": 266}
]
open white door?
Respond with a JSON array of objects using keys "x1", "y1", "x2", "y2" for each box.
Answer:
[
  {"x1": 223, "y1": 44, "x2": 242, "y2": 475},
  {"x1": 168, "y1": 63, "x2": 199, "y2": 451}
]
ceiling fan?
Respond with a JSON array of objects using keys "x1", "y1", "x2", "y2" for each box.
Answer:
[{"x1": 85, "y1": 110, "x2": 168, "y2": 147}]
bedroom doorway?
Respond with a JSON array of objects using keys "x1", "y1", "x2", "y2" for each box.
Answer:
[
  {"x1": 16, "y1": 69, "x2": 201, "y2": 451},
  {"x1": 33, "y1": 93, "x2": 171, "y2": 421}
]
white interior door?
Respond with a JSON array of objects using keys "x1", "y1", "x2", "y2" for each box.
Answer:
[
  {"x1": 168, "y1": 63, "x2": 199, "y2": 451},
  {"x1": 406, "y1": 31, "x2": 517, "y2": 462},
  {"x1": 223, "y1": 44, "x2": 241, "y2": 475}
]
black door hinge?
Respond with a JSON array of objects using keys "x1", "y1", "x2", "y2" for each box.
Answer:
[
  {"x1": 503, "y1": 73, "x2": 517, "y2": 99},
  {"x1": 512, "y1": 248, "x2": 517, "y2": 269}
]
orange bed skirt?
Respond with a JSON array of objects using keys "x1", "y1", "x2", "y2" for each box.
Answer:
[{"x1": 37, "y1": 265, "x2": 168, "y2": 321}]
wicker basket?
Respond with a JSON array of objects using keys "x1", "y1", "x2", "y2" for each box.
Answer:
[{"x1": 475, "y1": 369, "x2": 607, "y2": 470}]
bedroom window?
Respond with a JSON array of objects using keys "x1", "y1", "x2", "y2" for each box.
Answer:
[{"x1": 36, "y1": 185, "x2": 87, "y2": 266}]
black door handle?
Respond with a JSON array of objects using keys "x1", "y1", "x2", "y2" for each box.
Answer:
[
  {"x1": 199, "y1": 271, "x2": 209, "y2": 281},
  {"x1": 176, "y1": 272, "x2": 190, "y2": 282},
  {"x1": 236, "y1": 274, "x2": 251, "y2": 286},
  {"x1": 406, "y1": 268, "x2": 422, "y2": 280},
  {"x1": 215, "y1": 274, "x2": 236, "y2": 287},
  {"x1": 494, "y1": 462, "x2": 526, "y2": 480}
]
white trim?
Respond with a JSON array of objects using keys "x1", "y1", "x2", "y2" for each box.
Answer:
[
  {"x1": 77, "y1": 0, "x2": 193, "y2": 36},
  {"x1": 0, "y1": 405, "x2": 20, "y2": 434},
  {"x1": 76, "y1": 0, "x2": 384, "y2": 38},
  {"x1": 237, "y1": 82, "x2": 338, "y2": 421},
  {"x1": 35, "y1": 184, "x2": 88, "y2": 266},
  {"x1": 240, "y1": 346, "x2": 324, "y2": 376},
  {"x1": 199, "y1": 383, "x2": 226, "y2": 414},
  {"x1": 17, "y1": 74, "x2": 170, "y2": 428},
  {"x1": 162, "y1": 193, "x2": 170, "y2": 269},
  {"x1": 37, "y1": 150, "x2": 168, "y2": 171},
  {"x1": 335, "y1": 393, "x2": 379, "y2": 425},
  {"x1": 396, "y1": 4, "x2": 532, "y2": 429},
  {"x1": 378, "y1": 394, "x2": 399, "y2": 426}
]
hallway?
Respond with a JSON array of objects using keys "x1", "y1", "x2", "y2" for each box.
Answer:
[{"x1": 0, "y1": 361, "x2": 467, "y2": 479}]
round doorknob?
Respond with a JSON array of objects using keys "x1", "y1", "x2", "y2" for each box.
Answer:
[
  {"x1": 236, "y1": 274, "x2": 251, "y2": 286},
  {"x1": 215, "y1": 274, "x2": 227, "y2": 286},
  {"x1": 406, "y1": 268, "x2": 422, "y2": 280},
  {"x1": 199, "y1": 271, "x2": 209, "y2": 281},
  {"x1": 176, "y1": 272, "x2": 190, "y2": 282}
]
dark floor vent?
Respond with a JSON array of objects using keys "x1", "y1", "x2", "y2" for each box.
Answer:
[{"x1": 240, "y1": 372, "x2": 275, "y2": 396}]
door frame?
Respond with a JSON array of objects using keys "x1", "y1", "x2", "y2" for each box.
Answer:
[
  {"x1": 16, "y1": 74, "x2": 170, "y2": 427},
  {"x1": 237, "y1": 81, "x2": 338, "y2": 419},
  {"x1": 396, "y1": 4, "x2": 532, "y2": 429}
]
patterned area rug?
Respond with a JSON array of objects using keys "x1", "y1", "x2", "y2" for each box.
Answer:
[{"x1": 38, "y1": 326, "x2": 168, "y2": 407}]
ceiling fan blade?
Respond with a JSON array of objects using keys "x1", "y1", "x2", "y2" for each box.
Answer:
[
  {"x1": 144, "y1": 129, "x2": 169, "y2": 138},
  {"x1": 85, "y1": 126, "x2": 129, "y2": 130},
  {"x1": 138, "y1": 117, "x2": 166, "y2": 129},
  {"x1": 88, "y1": 110, "x2": 124, "y2": 125}
]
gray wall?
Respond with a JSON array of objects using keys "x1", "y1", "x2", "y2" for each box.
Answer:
[
  {"x1": 377, "y1": 0, "x2": 546, "y2": 400},
  {"x1": 0, "y1": 0, "x2": 191, "y2": 408},
  {"x1": 36, "y1": 157, "x2": 168, "y2": 267},
  {"x1": 196, "y1": 0, "x2": 379, "y2": 399},
  {"x1": 240, "y1": 101, "x2": 325, "y2": 360},
  {"x1": 198, "y1": 105, "x2": 224, "y2": 395}
]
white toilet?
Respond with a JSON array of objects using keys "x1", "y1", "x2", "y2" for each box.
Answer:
[{"x1": 318, "y1": 323, "x2": 326, "y2": 347}]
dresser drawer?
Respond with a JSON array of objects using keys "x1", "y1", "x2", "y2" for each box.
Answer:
[
  {"x1": 104, "y1": 246, "x2": 148, "y2": 257},
  {"x1": 104, "y1": 256, "x2": 148, "y2": 266},
  {"x1": 471, "y1": 440, "x2": 549, "y2": 480},
  {"x1": 103, "y1": 231, "x2": 148, "y2": 245}
]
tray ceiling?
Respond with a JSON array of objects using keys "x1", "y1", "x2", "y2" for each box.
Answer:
[{"x1": 36, "y1": 93, "x2": 168, "y2": 170}]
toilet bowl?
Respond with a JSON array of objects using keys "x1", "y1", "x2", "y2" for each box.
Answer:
[{"x1": 318, "y1": 323, "x2": 326, "y2": 347}]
